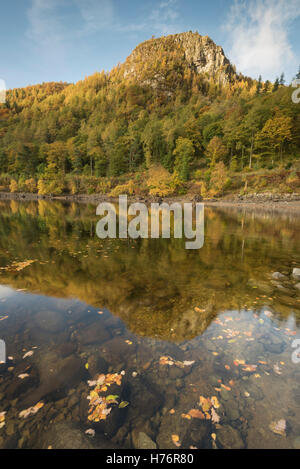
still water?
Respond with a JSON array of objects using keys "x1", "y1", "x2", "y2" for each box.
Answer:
[{"x1": 0, "y1": 199, "x2": 300, "y2": 449}]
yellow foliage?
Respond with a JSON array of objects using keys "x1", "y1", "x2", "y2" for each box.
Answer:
[
  {"x1": 146, "y1": 165, "x2": 178, "y2": 197},
  {"x1": 110, "y1": 180, "x2": 135, "y2": 197},
  {"x1": 25, "y1": 178, "x2": 37, "y2": 193},
  {"x1": 9, "y1": 180, "x2": 18, "y2": 193}
]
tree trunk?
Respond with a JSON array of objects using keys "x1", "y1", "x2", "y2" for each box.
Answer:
[{"x1": 249, "y1": 132, "x2": 254, "y2": 169}]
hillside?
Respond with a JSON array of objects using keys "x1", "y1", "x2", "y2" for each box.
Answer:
[{"x1": 0, "y1": 32, "x2": 299, "y2": 198}]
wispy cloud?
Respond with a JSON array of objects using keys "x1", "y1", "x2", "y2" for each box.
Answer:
[
  {"x1": 225, "y1": 0, "x2": 300, "y2": 80},
  {"x1": 27, "y1": 0, "x2": 181, "y2": 46},
  {"x1": 74, "y1": 0, "x2": 115, "y2": 35},
  {"x1": 148, "y1": 0, "x2": 180, "y2": 35}
]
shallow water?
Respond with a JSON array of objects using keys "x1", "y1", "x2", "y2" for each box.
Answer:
[{"x1": 0, "y1": 199, "x2": 300, "y2": 449}]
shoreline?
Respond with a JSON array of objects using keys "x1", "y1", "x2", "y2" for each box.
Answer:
[{"x1": 1, "y1": 191, "x2": 300, "y2": 213}]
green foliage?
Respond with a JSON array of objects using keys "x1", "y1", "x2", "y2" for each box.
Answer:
[{"x1": 173, "y1": 137, "x2": 195, "y2": 181}]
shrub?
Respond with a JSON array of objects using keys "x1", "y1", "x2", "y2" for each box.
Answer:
[
  {"x1": 209, "y1": 162, "x2": 230, "y2": 197},
  {"x1": 25, "y1": 178, "x2": 37, "y2": 193},
  {"x1": 37, "y1": 178, "x2": 64, "y2": 195},
  {"x1": 146, "y1": 165, "x2": 182, "y2": 197},
  {"x1": 110, "y1": 180, "x2": 135, "y2": 197}
]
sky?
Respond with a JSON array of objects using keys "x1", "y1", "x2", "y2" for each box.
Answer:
[{"x1": 1, "y1": 0, "x2": 300, "y2": 90}]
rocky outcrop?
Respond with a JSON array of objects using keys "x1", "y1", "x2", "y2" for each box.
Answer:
[{"x1": 123, "y1": 31, "x2": 236, "y2": 86}]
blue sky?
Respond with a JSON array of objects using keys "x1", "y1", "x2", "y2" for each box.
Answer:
[{"x1": 1, "y1": 0, "x2": 300, "y2": 90}]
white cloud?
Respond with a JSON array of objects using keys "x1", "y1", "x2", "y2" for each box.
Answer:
[{"x1": 225, "y1": 0, "x2": 300, "y2": 81}]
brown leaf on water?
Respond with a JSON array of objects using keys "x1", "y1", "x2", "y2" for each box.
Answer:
[
  {"x1": 171, "y1": 434, "x2": 181, "y2": 447},
  {"x1": 181, "y1": 413, "x2": 192, "y2": 420},
  {"x1": 199, "y1": 396, "x2": 212, "y2": 412}
]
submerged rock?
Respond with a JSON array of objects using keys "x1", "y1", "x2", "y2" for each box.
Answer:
[
  {"x1": 133, "y1": 431, "x2": 157, "y2": 449},
  {"x1": 19, "y1": 355, "x2": 86, "y2": 407},
  {"x1": 271, "y1": 272, "x2": 286, "y2": 280},
  {"x1": 35, "y1": 310, "x2": 66, "y2": 333},
  {"x1": 217, "y1": 425, "x2": 245, "y2": 449},
  {"x1": 127, "y1": 376, "x2": 164, "y2": 421},
  {"x1": 37, "y1": 422, "x2": 118, "y2": 449},
  {"x1": 292, "y1": 437, "x2": 300, "y2": 449}
]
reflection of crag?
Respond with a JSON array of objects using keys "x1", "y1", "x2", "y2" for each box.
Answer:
[{"x1": 0, "y1": 202, "x2": 300, "y2": 341}]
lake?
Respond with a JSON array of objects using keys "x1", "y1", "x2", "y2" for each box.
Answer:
[{"x1": 0, "y1": 199, "x2": 300, "y2": 449}]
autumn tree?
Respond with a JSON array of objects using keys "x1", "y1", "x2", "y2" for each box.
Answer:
[
  {"x1": 205, "y1": 136, "x2": 227, "y2": 167},
  {"x1": 256, "y1": 113, "x2": 292, "y2": 166}
]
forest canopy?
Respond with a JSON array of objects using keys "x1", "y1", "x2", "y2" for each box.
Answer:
[{"x1": 0, "y1": 34, "x2": 299, "y2": 198}]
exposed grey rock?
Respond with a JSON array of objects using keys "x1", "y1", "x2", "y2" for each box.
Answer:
[
  {"x1": 271, "y1": 272, "x2": 286, "y2": 280},
  {"x1": 292, "y1": 268, "x2": 300, "y2": 280},
  {"x1": 124, "y1": 32, "x2": 236, "y2": 87}
]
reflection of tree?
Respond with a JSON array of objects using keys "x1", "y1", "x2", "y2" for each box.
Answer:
[{"x1": 0, "y1": 201, "x2": 300, "y2": 341}]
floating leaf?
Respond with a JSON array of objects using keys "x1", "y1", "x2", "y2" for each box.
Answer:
[
  {"x1": 18, "y1": 373, "x2": 30, "y2": 380},
  {"x1": 182, "y1": 360, "x2": 195, "y2": 366},
  {"x1": 19, "y1": 402, "x2": 44, "y2": 419},
  {"x1": 188, "y1": 409, "x2": 205, "y2": 419},
  {"x1": 171, "y1": 434, "x2": 181, "y2": 447},
  {"x1": 0, "y1": 411, "x2": 6, "y2": 428},
  {"x1": 269, "y1": 419, "x2": 286, "y2": 437},
  {"x1": 181, "y1": 413, "x2": 192, "y2": 420},
  {"x1": 119, "y1": 401, "x2": 129, "y2": 409},
  {"x1": 106, "y1": 395, "x2": 119, "y2": 403},
  {"x1": 211, "y1": 407, "x2": 220, "y2": 424},
  {"x1": 199, "y1": 396, "x2": 212, "y2": 412},
  {"x1": 85, "y1": 428, "x2": 95, "y2": 437}
]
